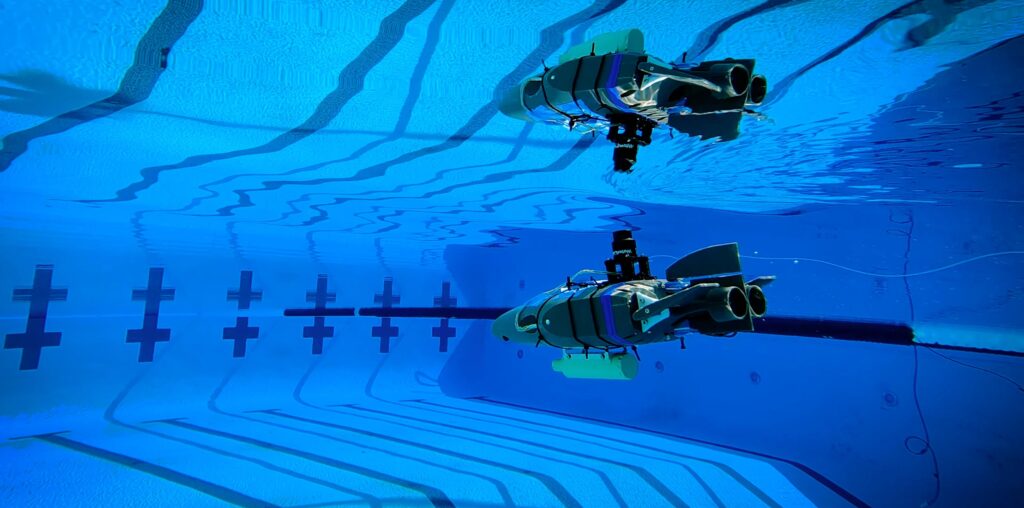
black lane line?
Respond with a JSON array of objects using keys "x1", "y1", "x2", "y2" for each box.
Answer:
[
  {"x1": 102, "y1": 418, "x2": 381, "y2": 505},
  {"x1": 0, "y1": 0, "x2": 204, "y2": 172},
  {"x1": 136, "y1": 422, "x2": 381, "y2": 506},
  {"x1": 159, "y1": 419, "x2": 455, "y2": 508},
  {"x1": 751, "y1": 316, "x2": 914, "y2": 344},
  {"x1": 63, "y1": 108, "x2": 573, "y2": 145},
  {"x1": 359, "y1": 401, "x2": 689, "y2": 508},
  {"x1": 333, "y1": 403, "x2": 654, "y2": 508},
  {"x1": 327, "y1": 0, "x2": 457, "y2": 163},
  {"x1": 277, "y1": 302, "x2": 938, "y2": 353},
  {"x1": 473, "y1": 397, "x2": 868, "y2": 508},
  {"x1": 262, "y1": 409, "x2": 576, "y2": 508},
  {"x1": 93, "y1": 0, "x2": 437, "y2": 202},
  {"x1": 290, "y1": 499, "x2": 490, "y2": 508},
  {"x1": 109, "y1": 394, "x2": 380, "y2": 504},
  {"x1": 284, "y1": 307, "x2": 357, "y2": 317},
  {"x1": 285, "y1": 135, "x2": 592, "y2": 238},
  {"x1": 284, "y1": 307, "x2": 503, "y2": 318},
  {"x1": 681, "y1": 0, "x2": 810, "y2": 61},
  {"x1": 34, "y1": 433, "x2": 273, "y2": 507},
  {"x1": 216, "y1": 0, "x2": 624, "y2": 215},
  {"x1": 918, "y1": 342, "x2": 1024, "y2": 358},
  {"x1": 327, "y1": 186, "x2": 548, "y2": 236},
  {"x1": 411, "y1": 399, "x2": 724, "y2": 508},
  {"x1": 360, "y1": 307, "x2": 509, "y2": 318},
  {"x1": 231, "y1": 410, "x2": 516, "y2": 507},
  {"x1": 766, "y1": 0, "x2": 924, "y2": 106},
  {"x1": 288, "y1": 135, "x2": 591, "y2": 239},
  {"x1": 247, "y1": 105, "x2": 596, "y2": 214},
  {"x1": 482, "y1": 227, "x2": 522, "y2": 248},
  {"x1": 350, "y1": 135, "x2": 596, "y2": 220},
  {"x1": 158, "y1": 0, "x2": 458, "y2": 225},
  {"x1": 266, "y1": 120, "x2": 532, "y2": 233},
  {"x1": 217, "y1": 0, "x2": 598, "y2": 221},
  {"x1": 323, "y1": 187, "x2": 573, "y2": 240},
  {"x1": 303, "y1": 405, "x2": 601, "y2": 508},
  {"x1": 100, "y1": 366, "x2": 380, "y2": 506}
]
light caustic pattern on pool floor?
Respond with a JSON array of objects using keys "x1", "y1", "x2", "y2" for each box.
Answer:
[{"x1": 0, "y1": 396, "x2": 847, "y2": 507}]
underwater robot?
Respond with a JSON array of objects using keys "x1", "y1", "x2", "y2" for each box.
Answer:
[
  {"x1": 492, "y1": 230, "x2": 773, "y2": 380},
  {"x1": 499, "y1": 28, "x2": 767, "y2": 172}
]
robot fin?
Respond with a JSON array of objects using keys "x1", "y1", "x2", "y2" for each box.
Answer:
[
  {"x1": 668, "y1": 112, "x2": 743, "y2": 141},
  {"x1": 558, "y1": 28, "x2": 644, "y2": 64},
  {"x1": 747, "y1": 275, "x2": 776, "y2": 287},
  {"x1": 666, "y1": 243, "x2": 742, "y2": 281}
]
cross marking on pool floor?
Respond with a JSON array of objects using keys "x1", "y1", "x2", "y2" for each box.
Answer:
[
  {"x1": 372, "y1": 278, "x2": 400, "y2": 353},
  {"x1": 306, "y1": 274, "x2": 336, "y2": 308},
  {"x1": 432, "y1": 281, "x2": 456, "y2": 353},
  {"x1": 432, "y1": 320, "x2": 455, "y2": 353},
  {"x1": 303, "y1": 275, "x2": 335, "y2": 354},
  {"x1": 223, "y1": 317, "x2": 259, "y2": 358},
  {"x1": 4, "y1": 265, "x2": 67, "y2": 370},
  {"x1": 126, "y1": 267, "x2": 174, "y2": 363},
  {"x1": 227, "y1": 270, "x2": 262, "y2": 310}
]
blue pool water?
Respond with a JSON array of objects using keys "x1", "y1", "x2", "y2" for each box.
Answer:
[{"x1": 2, "y1": 0, "x2": 1024, "y2": 506}]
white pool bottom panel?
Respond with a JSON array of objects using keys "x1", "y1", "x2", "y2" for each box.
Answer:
[{"x1": 1, "y1": 396, "x2": 852, "y2": 507}]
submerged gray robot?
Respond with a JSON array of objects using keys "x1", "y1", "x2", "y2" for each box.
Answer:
[
  {"x1": 492, "y1": 230, "x2": 773, "y2": 380},
  {"x1": 499, "y1": 29, "x2": 767, "y2": 172}
]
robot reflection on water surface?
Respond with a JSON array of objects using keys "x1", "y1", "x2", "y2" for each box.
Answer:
[
  {"x1": 499, "y1": 28, "x2": 767, "y2": 172},
  {"x1": 492, "y1": 230, "x2": 774, "y2": 380}
]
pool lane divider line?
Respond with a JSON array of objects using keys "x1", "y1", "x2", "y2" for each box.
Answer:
[
  {"x1": 153, "y1": 418, "x2": 456, "y2": 507},
  {"x1": 282, "y1": 304, "x2": 1024, "y2": 358},
  {"x1": 470, "y1": 396, "x2": 870, "y2": 508},
  {"x1": 244, "y1": 409, "x2": 517, "y2": 507},
  {"x1": 29, "y1": 431, "x2": 273, "y2": 507},
  {"x1": 252, "y1": 407, "x2": 581, "y2": 507}
]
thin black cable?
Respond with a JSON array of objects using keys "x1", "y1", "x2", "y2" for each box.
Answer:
[
  {"x1": 910, "y1": 345, "x2": 941, "y2": 507},
  {"x1": 923, "y1": 346, "x2": 1024, "y2": 393},
  {"x1": 539, "y1": 66, "x2": 578, "y2": 124},
  {"x1": 894, "y1": 209, "x2": 940, "y2": 507}
]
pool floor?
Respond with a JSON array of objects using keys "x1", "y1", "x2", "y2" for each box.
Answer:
[{"x1": 1, "y1": 395, "x2": 852, "y2": 507}]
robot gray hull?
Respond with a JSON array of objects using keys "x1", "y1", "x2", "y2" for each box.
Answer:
[
  {"x1": 498, "y1": 28, "x2": 766, "y2": 171},
  {"x1": 501, "y1": 53, "x2": 762, "y2": 135},
  {"x1": 493, "y1": 263, "x2": 768, "y2": 350}
]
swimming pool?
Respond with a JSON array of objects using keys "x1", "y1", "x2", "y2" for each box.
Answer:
[{"x1": 2, "y1": 0, "x2": 1023, "y2": 506}]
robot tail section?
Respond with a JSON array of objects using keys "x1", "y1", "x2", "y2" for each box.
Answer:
[
  {"x1": 492, "y1": 231, "x2": 774, "y2": 381},
  {"x1": 497, "y1": 28, "x2": 767, "y2": 171},
  {"x1": 662, "y1": 243, "x2": 770, "y2": 336},
  {"x1": 558, "y1": 28, "x2": 645, "y2": 64}
]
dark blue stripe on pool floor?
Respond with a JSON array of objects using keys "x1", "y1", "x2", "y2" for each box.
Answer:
[
  {"x1": 682, "y1": 0, "x2": 810, "y2": 61},
  {"x1": 234, "y1": 410, "x2": 516, "y2": 506},
  {"x1": 767, "y1": 0, "x2": 923, "y2": 106},
  {"x1": 159, "y1": 418, "x2": 455, "y2": 507},
  {"x1": 34, "y1": 432, "x2": 272, "y2": 507},
  {"x1": 102, "y1": 411, "x2": 381, "y2": 505},
  {"x1": 214, "y1": 0, "x2": 623, "y2": 216},
  {"x1": 410, "y1": 399, "x2": 726, "y2": 508},
  {"x1": 473, "y1": 396, "x2": 869, "y2": 508},
  {"x1": 92, "y1": 0, "x2": 436, "y2": 203},
  {"x1": 333, "y1": 402, "x2": 654, "y2": 508},
  {"x1": 0, "y1": 0, "x2": 204, "y2": 172},
  {"x1": 259, "y1": 408, "x2": 577, "y2": 507}
]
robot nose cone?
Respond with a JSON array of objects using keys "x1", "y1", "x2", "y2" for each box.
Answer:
[
  {"x1": 499, "y1": 82, "x2": 533, "y2": 121},
  {"x1": 492, "y1": 307, "x2": 529, "y2": 343}
]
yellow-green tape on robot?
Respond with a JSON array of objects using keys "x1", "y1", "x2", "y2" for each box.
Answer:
[{"x1": 551, "y1": 352, "x2": 639, "y2": 380}]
